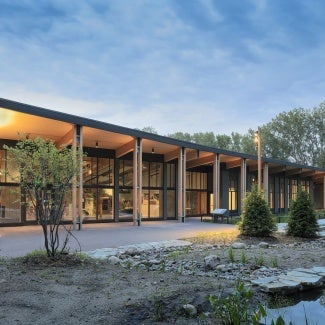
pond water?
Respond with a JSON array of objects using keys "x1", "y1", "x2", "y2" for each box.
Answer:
[{"x1": 263, "y1": 289, "x2": 325, "y2": 325}]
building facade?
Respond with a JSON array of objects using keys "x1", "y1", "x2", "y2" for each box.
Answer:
[{"x1": 0, "y1": 98, "x2": 324, "y2": 226}]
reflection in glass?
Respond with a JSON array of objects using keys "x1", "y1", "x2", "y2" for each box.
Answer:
[{"x1": 0, "y1": 186, "x2": 21, "y2": 223}]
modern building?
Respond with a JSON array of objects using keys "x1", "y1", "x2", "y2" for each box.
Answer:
[{"x1": 0, "y1": 98, "x2": 324, "y2": 227}]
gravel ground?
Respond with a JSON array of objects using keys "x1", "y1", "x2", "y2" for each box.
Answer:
[{"x1": 0, "y1": 230, "x2": 325, "y2": 324}]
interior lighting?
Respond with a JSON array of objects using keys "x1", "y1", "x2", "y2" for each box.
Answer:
[
  {"x1": 0, "y1": 108, "x2": 14, "y2": 127},
  {"x1": 151, "y1": 148, "x2": 155, "y2": 154}
]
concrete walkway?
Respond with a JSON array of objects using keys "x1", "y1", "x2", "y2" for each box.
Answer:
[{"x1": 0, "y1": 218, "x2": 236, "y2": 257}]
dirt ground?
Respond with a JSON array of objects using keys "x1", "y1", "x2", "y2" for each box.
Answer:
[{"x1": 1, "y1": 232, "x2": 325, "y2": 325}]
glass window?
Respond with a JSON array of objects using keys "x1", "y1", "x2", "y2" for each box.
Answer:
[
  {"x1": 141, "y1": 189, "x2": 163, "y2": 218},
  {"x1": 269, "y1": 181, "x2": 274, "y2": 209},
  {"x1": 119, "y1": 160, "x2": 133, "y2": 186},
  {"x1": 142, "y1": 162, "x2": 149, "y2": 187},
  {"x1": 166, "y1": 163, "x2": 176, "y2": 188},
  {"x1": 0, "y1": 186, "x2": 21, "y2": 223},
  {"x1": 98, "y1": 158, "x2": 114, "y2": 186},
  {"x1": 119, "y1": 189, "x2": 133, "y2": 219},
  {"x1": 228, "y1": 177, "x2": 238, "y2": 211},
  {"x1": 83, "y1": 157, "x2": 97, "y2": 185},
  {"x1": 167, "y1": 190, "x2": 176, "y2": 218},
  {"x1": 279, "y1": 178, "x2": 285, "y2": 209},
  {"x1": 149, "y1": 163, "x2": 162, "y2": 187}
]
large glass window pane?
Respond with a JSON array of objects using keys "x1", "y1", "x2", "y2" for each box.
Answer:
[
  {"x1": 0, "y1": 150, "x2": 6, "y2": 182},
  {"x1": 167, "y1": 163, "x2": 175, "y2": 188},
  {"x1": 167, "y1": 190, "x2": 176, "y2": 218},
  {"x1": 0, "y1": 186, "x2": 21, "y2": 223},
  {"x1": 149, "y1": 190, "x2": 162, "y2": 218},
  {"x1": 142, "y1": 190, "x2": 149, "y2": 217},
  {"x1": 84, "y1": 157, "x2": 97, "y2": 185},
  {"x1": 83, "y1": 188, "x2": 97, "y2": 219},
  {"x1": 119, "y1": 189, "x2": 133, "y2": 219},
  {"x1": 98, "y1": 158, "x2": 114, "y2": 186},
  {"x1": 5, "y1": 151, "x2": 19, "y2": 183},
  {"x1": 119, "y1": 160, "x2": 133, "y2": 186},
  {"x1": 150, "y1": 163, "x2": 163, "y2": 187},
  {"x1": 98, "y1": 188, "x2": 113, "y2": 219},
  {"x1": 142, "y1": 162, "x2": 149, "y2": 187},
  {"x1": 141, "y1": 190, "x2": 162, "y2": 218}
]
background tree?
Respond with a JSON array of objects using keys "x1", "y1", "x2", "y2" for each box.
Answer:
[
  {"x1": 139, "y1": 126, "x2": 158, "y2": 134},
  {"x1": 192, "y1": 131, "x2": 217, "y2": 147},
  {"x1": 287, "y1": 188, "x2": 320, "y2": 238},
  {"x1": 5, "y1": 137, "x2": 80, "y2": 257},
  {"x1": 239, "y1": 185, "x2": 276, "y2": 237},
  {"x1": 167, "y1": 131, "x2": 193, "y2": 142}
]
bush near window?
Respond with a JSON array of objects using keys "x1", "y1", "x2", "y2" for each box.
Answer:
[
  {"x1": 239, "y1": 184, "x2": 277, "y2": 237},
  {"x1": 287, "y1": 188, "x2": 319, "y2": 238}
]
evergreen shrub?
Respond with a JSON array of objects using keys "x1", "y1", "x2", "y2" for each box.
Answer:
[
  {"x1": 287, "y1": 188, "x2": 319, "y2": 238},
  {"x1": 239, "y1": 184, "x2": 276, "y2": 237}
]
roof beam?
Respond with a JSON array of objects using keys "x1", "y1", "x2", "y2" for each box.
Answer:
[
  {"x1": 186, "y1": 154, "x2": 215, "y2": 169},
  {"x1": 164, "y1": 148, "x2": 180, "y2": 162},
  {"x1": 186, "y1": 149, "x2": 199, "y2": 161},
  {"x1": 285, "y1": 168, "x2": 302, "y2": 176},
  {"x1": 116, "y1": 139, "x2": 135, "y2": 158},
  {"x1": 226, "y1": 158, "x2": 242, "y2": 169},
  {"x1": 56, "y1": 128, "x2": 74, "y2": 148}
]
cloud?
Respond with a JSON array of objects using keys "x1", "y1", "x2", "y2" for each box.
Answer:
[{"x1": 0, "y1": 0, "x2": 324, "y2": 138}]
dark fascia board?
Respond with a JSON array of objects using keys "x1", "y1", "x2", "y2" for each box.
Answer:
[
  {"x1": 1, "y1": 98, "x2": 324, "y2": 173},
  {"x1": 262, "y1": 156, "x2": 325, "y2": 172}
]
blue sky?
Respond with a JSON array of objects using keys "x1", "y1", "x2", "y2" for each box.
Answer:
[{"x1": 1, "y1": 0, "x2": 325, "y2": 135}]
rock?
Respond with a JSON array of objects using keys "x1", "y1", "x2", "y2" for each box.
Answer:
[
  {"x1": 204, "y1": 255, "x2": 220, "y2": 270},
  {"x1": 108, "y1": 256, "x2": 121, "y2": 265},
  {"x1": 231, "y1": 242, "x2": 246, "y2": 249},
  {"x1": 216, "y1": 264, "x2": 227, "y2": 272},
  {"x1": 182, "y1": 304, "x2": 197, "y2": 317},
  {"x1": 258, "y1": 242, "x2": 269, "y2": 249},
  {"x1": 148, "y1": 259, "x2": 161, "y2": 265}
]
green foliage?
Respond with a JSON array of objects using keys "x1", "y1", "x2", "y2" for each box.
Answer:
[
  {"x1": 228, "y1": 247, "x2": 235, "y2": 263},
  {"x1": 4, "y1": 137, "x2": 81, "y2": 257},
  {"x1": 287, "y1": 188, "x2": 320, "y2": 238},
  {"x1": 239, "y1": 185, "x2": 277, "y2": 237},
  {"x1": 209, "y1": 281, "x2": 253, "y2": 325}
]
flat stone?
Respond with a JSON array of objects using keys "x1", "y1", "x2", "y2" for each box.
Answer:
[
  {"x1": 258, "y1": 242, "x2": 269, "y2": 249},
  {"x1": 259, "y1": 279, "x2": 301, "y2": 293},
  {"x1": 280, "y1": 271, "x2": 323, "y2": 287},
  {"x1": 312, "y1": 266, "x2": 325, "y2": 276},
  {"x1": 108, "y1": 256, "x2": 121, "y2": 265},
  {"x1": 231, "y1": 242, "x2": 246, "y2": 249},
  {"x1": 251, "y1": 276, "x2": 278, "y2": 286}
]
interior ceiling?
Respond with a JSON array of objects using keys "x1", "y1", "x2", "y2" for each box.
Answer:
[{"x1": 0, "y1": 108, "x2": 72, "y2": 141}]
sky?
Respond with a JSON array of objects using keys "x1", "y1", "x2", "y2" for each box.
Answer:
[{"x1": 1, "y1": 0, "x2": 325, "y2": 136}]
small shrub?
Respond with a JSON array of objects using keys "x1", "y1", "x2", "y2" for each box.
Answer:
[
  {"x1": 241, "y1": 250, "x2": 247, "y2": 264},
  {"x1": 239, "y1": 185, "x2": 277, "y2": 237},
  {"x1": 287, "y1": 188, "x2": 320, "y2": 238},
  {"x1": 228, "y1": 247, "x2": 235, "y2": 263},
  {"x1": 209, "y1": 281, "x2": 253, "y2": 325}
]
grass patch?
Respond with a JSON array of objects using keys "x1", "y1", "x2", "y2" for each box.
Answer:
[{"x1": 185, "y1": 229, "x2": 240, "y2": 245}]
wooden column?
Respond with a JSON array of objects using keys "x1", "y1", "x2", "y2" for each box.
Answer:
[
  {"x1": 133, "y1": 138, "x2": 142, "y2": 226},
  {"x1": 240, "y1": 158, "x2": 247, "y2": 212},
  {"x1": 263, "y1": 162, "x2": 269, "y2": 204},
  {"x1": 72, "y1": 125, "x2": 83, "y2": 230},
  {"x1": 213, "y1": 154, "x2": 220, "y2": 209},
  {"x1": 178, "y1": 147, "x2": 186, "y2": 222}
]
